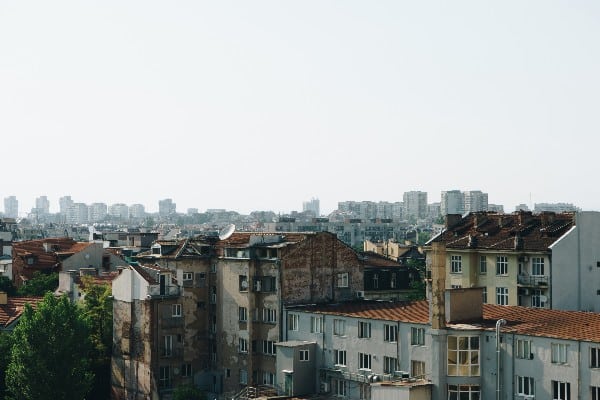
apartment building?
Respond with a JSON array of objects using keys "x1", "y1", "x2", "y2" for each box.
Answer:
[
  {"x1": 403, "y1": 192, "x2": 428, "y2": 221},
  {"x1": 111, "y1": 231, "x2": 363, "y2": 399},
  {"x1": 426, "y1": 211, "x2": 600, "y2": 312}
]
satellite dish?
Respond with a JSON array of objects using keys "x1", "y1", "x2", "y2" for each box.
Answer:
[{"x1": 218, "y1": 224, "x2": 236, "y2": 240}]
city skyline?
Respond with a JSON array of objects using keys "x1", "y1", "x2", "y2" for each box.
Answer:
[
  {"x1": 1, "y1": 2, "x2": 598, "y2": 217},
  {"x1": 0, "y1": 191, "x2": 586, "y2": 218}
]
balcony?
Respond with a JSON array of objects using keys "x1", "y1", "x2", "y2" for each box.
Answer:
[
  {"x1": 517, "y1": 275, "x2": 549, "y2": 287},
  {"x1": 148, "y1": 285, "x2": 180, "y2": 298}
]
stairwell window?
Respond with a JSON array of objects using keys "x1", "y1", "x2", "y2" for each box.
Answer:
[
  {"x1": 337, "y1": 272, "x2": 349, "y2": 288},
  {"x1": 447, "y1": 335, "x2": 479, "y2": 376},
  {"x1": 496, "y1": 256, "x2": 508, "y2": 275},
  {"x1": 451, "y1": 255, "x2": 462, "y2": 273}
]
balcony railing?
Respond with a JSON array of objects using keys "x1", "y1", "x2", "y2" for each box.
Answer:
[
  {"x1": 148, "y1": 285, "x2": 180, "y2": 298},
  {"x1": 517, "y1": 275, "x2": 549, "y2": 286}
]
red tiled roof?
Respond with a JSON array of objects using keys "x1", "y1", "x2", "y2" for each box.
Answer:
[
  {"x1": 431, "y1": 211, "x2": 575, "y2": 252},
  {"x1": 13, "y1": 238, "x2": 94, "y2": 268},
  {"x1": 297, "y1": 301, "x2": 600, "y2": 343},
  {"x1": 217, "y1": 232, "x2": 311, "y2": 247},
  {"x1": 0, "y1": 297, "x2": 44, "y2": 328}
]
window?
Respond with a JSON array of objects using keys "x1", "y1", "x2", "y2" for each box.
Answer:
[
  {"x1": 496, "y1": 287, "x2": 508, "y2": 305},
  {"x1": 383, "y1": 356, "x2": 398, "y2": 374},
  {"x1": 333, "y1": 378, "x2": 347, "y2": 396},
  {"x1": 254, "y1": 276, "x2": 276, "y2": 292},
  {"x1": 411, "y1": 327, "x2": 425, "y2": 345},
  {"x1": 358, "y1": 321, "x2": 371, "y2": 338},
  {"x1": 299, "y1": 349, "x2": 309, "y2": 361},
  {"x1": 288, "y1": 314, "x2": 299, "y2": 331},
  {"x1": 591, "y1": 347, "x2": 600, "y2": 368},
  {"x1": 372, "y1": 273, "x2": 379, "y2": 289},
  {"x1": 592, "y1": 386, "x2": 600, "y2": 400},
  {"x1": 479, "y1": 256, "x2": 487, "y2": 274},
  {"x1": 482, "y1": 287, "x2": 487, "y2": 303},
  {"x1": 448, "y1": 385, "x2": 480, "y2": 400},
  {"x1": 451, "y1": 255, "x2": 462, "y2": 273},
  {"x1": 239, "y1": 369, "x2": 248, "y2": 384},
  {"x1": 358, "y1": 352, "x2": 372, "y2": 370},
  {"x1": 181, "y1": 363, "x2": 192, "y2": 377},
  {"x1": 552, "y1": 343, "x2": 568, "y2": 364},
  {"x1": 337, "y1": 273, "x2": 349, "y2": 288},
  {"x1": 334, "y1": 349, "x2": 347, "y2": 366},
  {"x1": 239, "y1": 306, "x2": 247, "y2": 322},
  {"x1": 517, "y1": 376, "x2": 535, "y2": 396},
  {"x1": 447, "y1": 335, "x2": 480, "y2": 376},
  {"x1": 262, "y1": 371, "x2": 275, "y2": 386},
  {"x1": 311, "y1": 316, "x2": 323, "y2": 333},
  {"x1": 159, "y1": 366, "x2": 171, "y2": 388},
  {"x1": 263, "y1": 308, "x2": 277, "y2": 323},
  {"x1": 390, "y1": 272, "x2": 397, "y2": 288},
  {"x1": 182, "y1": 272, "x2": 193, "y2": 281},
  {"x1": 411, "y1": 360, "x2": 425, "y2": 378},
  {"x1": 210, "y1": 286, "x2": 217, "y2": 304},
  {"x1": 238, "y1": 338, "x2": 248, "y2": 353},
  {"x1": 163, "y1": 335, "x2": 173, "y2": 357},
  {"x1": 552, "y1": 380, "x2": 571, "y2": 400},
  {"x1": 263, "y1": 340, "x2": 275, "y2": 356},
  {"x1": 334, "y1": 319, "x2": 345, "y2": 336},
  {"x1": 532, "y1": 257, "x2": 545, "y2": 275},
  {"x1": 239, "y1": 275, "x2": 249, "y2": 291},
  {"x1": 516, "y1": 339, "x2": 532, "y2": 359},
  {"x1": 531, "y1": 289, "x2": 546, "y2": 308},
  {"x1": 496, "y1": 256, "x2": 508, "y2": 275},
  {"x1": 172, "y1": 304, "x2": 182, "y2": 317},
  {"x1": 384, "y1": 324, "x2": 397, "y2": 342}
]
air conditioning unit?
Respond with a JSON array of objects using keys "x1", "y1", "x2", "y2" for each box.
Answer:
[
  {"x1": 355, "y1": 291, "x2": 365, "y2": 299},
  {"x1": 320, "y1": 382, "x2": 330, "y2": 393}
]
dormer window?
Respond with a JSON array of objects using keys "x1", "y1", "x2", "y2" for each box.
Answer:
[
  {"x1": 27, "y1": 256, "x2": 35, "y2": 265},
  {"x1": 152, "y1": 245, "x2": 161, "y2": 255}
]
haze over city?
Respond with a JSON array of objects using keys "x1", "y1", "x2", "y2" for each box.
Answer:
[{"x1": 1, "y1": 1, "x2": 598, "y2": 214}]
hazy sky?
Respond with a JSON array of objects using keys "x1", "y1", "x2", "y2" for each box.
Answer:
[{"x1": 1, "y1": 1, "x2": 599, "y2": 215}]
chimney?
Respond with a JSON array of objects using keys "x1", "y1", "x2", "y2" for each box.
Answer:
[
  {"x1": 430, "y1": 242, "x2": 446, "y2": 329},
  {"x1": 445, "y1": 214, "x2": 462, "y2": 229},
  {"x1": 0, "y1": 291, "x2": 7, "y2": 305}
]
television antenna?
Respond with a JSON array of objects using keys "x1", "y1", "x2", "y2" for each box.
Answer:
[{"x1": 218, "y1": 224, "x2": 236, "y2": 240}]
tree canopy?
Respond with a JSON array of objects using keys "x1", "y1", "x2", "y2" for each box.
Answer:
[
  {"x1": 16, "y1": 271, "x2": 58, "y2": 296},
  {"x1": 6, "y1": 293, "x2": 93, "y2": 400}
]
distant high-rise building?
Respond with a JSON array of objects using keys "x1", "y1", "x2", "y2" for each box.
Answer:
[
  {"x1": 302, "y1": 197, "x2": 320, "y2": 217},
  {"x1": 88, "y1": 203, "x2": 108, "y2": 222},
  {"x1": 35, "y1": 196, "x2": 50, "y2": 215},
  {"x1": 158, "y1": 198, "x2": 177, "y2": 217},
  {"x1": 66, "y1": 203, "x2": 89, "y2": 224},
  {"x1": 59, "y1": 196, "x2": 74, "y2": 215},
  {"x1": 463, "y1": 191, "x2": 488, "y2": 213},
  {"x1": 187, "y1": 208, "x2": 198, "y2": 215},
  {"x1": 3, "y1": 196, "x2": 18, "y2": 218},
  {"x1": 129, "y1": 204, "x2": 146, "y2": 219},
  {"x1": 515, "y1": 203, "x2": 530, "y2": 212},
  {"x1": 534, "y1": 203, "x2": 579, "y2": 213},
  {"x1": 441, "y1": 190, "x2": 464, "y2": 216},
  {"x1": 403, "y1": 191, "x2": 428, "y2": 220},
  {"x1": 108, "y1": 203, "x2": 129, "y2": 220},
  {"x1": 428, "y1": 202, "x2": 441, "y2": 219},
  {"x1": 488, "y1": 204, "x2": 504, "y2": 213}
]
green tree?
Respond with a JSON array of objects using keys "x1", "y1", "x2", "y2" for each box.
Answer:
[
  {"x1": 6, "y1": 293, "x2": 93, "y2": 400},
  {"x1": 16, "y1": 271, "x2": 58, "y2": 296},
  {"x1": 80, "y1": 277, "x2": 113, "y2": 400},
  {"x1": 173, "y1": 384, "x2": 206, "y2": 400},
  {"x1": 0, "y1": 332, "x2": 13, "y2": 398},
  {"x1": 0, "y1": 276, "x2": 16, "y2": 296}
]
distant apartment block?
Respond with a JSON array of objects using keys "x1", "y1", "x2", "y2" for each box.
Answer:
[
  {"x1": 66, "y1": 203, "x2": 89, "y2": 225},
  {"x1": 59, "y1": 196, "x2": 74, "y2": 215},
  {"x1": 302, "y1": 197, "x2": 320, "y2": 217},
  {"x1": 129, "y1": 204, "x2": 146, "y2": 219},
  {"x1": 440, "y1": 190, "x2": 463, "y2": 216},
  {"x1": 35, "y1": 195, "x2": 50, "y2": 215},
  {"x1": 337, "y1": 201, "x2": 403, "y2": 221},
  {"x1": 534, "y1": 202, "x2": 579, "y2": 213},
  {"x1": 3, "y1": 196, "x2": 18, "y2": 218},
  {"x1": 403, "y1": 191, "x2": 428, "y2": 220},
  {"x1": 462, "y1": 190, "x2": 488, "y2": 213},
  {"x1": 108, "y1": 203, "x2": 129, "y2": 220},
  {"x1": 88, "y1": 203, "x2": 108, "y2": 222},
  {"x1": 159, "y1": 198, "x2": 177, "y2": 217}
]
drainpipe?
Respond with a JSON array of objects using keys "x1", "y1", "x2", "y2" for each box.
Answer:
[{"x1": 496, "y1": 319, "x2": 506, "y2": 400}]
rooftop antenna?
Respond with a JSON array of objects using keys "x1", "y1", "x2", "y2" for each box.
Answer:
[{"x1": 218, "y1": 224, "x2": 236, "y2": 240}]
